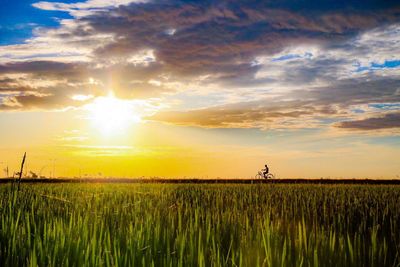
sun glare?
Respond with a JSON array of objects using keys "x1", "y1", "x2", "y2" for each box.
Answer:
[{"x1": 86, "y1": 94, "x2": 141, "y2": 135}]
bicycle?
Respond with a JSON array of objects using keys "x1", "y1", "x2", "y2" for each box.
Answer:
[{"x1": 255, "y1": 171, "x2": 275, "y2": 179}]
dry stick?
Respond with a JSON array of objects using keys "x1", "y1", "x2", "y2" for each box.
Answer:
[
  {"x1": 11, "y1": 170, "x2": 15, "y2": 191},
  {"x1": 17, "y1": 152, "x2": 26, "y2": 192}
]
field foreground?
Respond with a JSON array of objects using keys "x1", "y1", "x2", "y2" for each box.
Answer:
[
  {"x1": 1, "y1": 178, "x2": 400, "y2": 184},
  {"x1": 1, "y1": 183, "x2": 400, "y2": 266}
]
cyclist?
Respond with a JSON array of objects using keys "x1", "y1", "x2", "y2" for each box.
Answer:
[{"x1": 262, "y1": 164, "x2": 269, "y2": 179}]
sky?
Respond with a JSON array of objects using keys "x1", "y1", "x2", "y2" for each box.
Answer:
[{"x1": 0, "y1": 0, "x2": 400, "y2": 179}]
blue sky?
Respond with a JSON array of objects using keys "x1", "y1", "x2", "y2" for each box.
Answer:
[{"x1": 0, "y1": 0, "x2": 76, "y2": 44}]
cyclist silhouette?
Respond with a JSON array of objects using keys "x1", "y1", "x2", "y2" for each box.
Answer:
[
  {"x1": 255, "y1": 164, "x2": 274, "y2": 179},
  {"x1": 262, "y1": 164, "x2": 269, "y2": 179}
]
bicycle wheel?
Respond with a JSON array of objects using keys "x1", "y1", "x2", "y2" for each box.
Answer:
[
  {"x1": 255, "y1": 173, "x2": 263, "y2": 179},
  {"x1": 266, "y1": 173, "x2": 275, "y2": 179}
]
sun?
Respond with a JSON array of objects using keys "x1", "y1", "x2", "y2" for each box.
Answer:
[{"x1": 86, "y1": 93, "x2": 141, "y2": 135}]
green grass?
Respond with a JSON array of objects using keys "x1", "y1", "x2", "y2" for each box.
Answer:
[{"x1": 1, "y1": 183, "x2": 400, "y2": 266}]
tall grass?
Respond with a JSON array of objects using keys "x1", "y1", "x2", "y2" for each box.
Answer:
[{"x1": 1, "y1": 183, "x2": 400, "y2": 266}]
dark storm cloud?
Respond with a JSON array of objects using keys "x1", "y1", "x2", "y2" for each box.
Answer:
[{"x1": 337, "y1": 112, "x2": 400, "y2": 130}]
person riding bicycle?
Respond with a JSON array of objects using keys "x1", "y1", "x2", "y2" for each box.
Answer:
[{"x1": 262, "y1": 164, "x2": 269, "y2": 179}]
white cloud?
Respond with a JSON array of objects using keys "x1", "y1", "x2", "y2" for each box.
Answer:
[
  {"x1": 126, "y1": 50, "x2": 156, "y2": 66},
  {"x1": 0, "y1": 21, "x2": 112, "y2": 63},
  {"x1": 33, "y1": 0, "x2": 148, "y2": 17}
]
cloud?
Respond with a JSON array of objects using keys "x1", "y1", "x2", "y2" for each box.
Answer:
[
  {"x1": 148, "y1": 78, "x2": 400, "y2": 129},
  {"x1": 79, "y1": 1, "x2": 400, "y2": 78},
  {"x1": 0, "y1": 58, "x2": 173, "y2": 110},
  {"x1": 0, "y1": 0, "x2": 399, "y2": 126},
  {"x1": 32, "y1": 0, "x2": 147, "y2": 17},
  {"x1": 337, "y1": 112, "x2": 400, "y2": 130}
]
